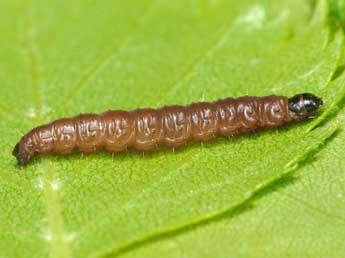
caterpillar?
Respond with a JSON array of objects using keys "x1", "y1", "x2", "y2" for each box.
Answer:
[{"x1": 13, "y1": 93, "x2": 323, "y2": 168}]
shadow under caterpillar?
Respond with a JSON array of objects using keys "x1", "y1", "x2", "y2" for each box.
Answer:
[{"x1": 13, "y1": 93, "x2": 323, "y2": 168}]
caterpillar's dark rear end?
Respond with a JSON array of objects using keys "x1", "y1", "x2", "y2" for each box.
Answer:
[{"x1": 12, "y1": 140, "x2": 32, "y2": 168}]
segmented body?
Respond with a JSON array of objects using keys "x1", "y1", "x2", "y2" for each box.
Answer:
[{"x1": 13, "y1": 95, "x2": 301, "y2": 166}]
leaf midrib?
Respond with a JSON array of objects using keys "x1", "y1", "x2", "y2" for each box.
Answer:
[{"x1": 23, "y1": 1, "x2": 72, "y2": 258}]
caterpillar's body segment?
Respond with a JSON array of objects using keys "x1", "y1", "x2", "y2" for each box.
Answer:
[{"x1": 13, "y1": 93, "x2": 323, "y2": 167}]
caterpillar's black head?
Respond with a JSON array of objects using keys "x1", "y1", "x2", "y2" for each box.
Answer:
[{"x1": 288, "y1": 93, "x2": 323, "y2": 119}]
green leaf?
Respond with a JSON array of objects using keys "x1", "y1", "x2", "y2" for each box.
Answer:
[
  {"x1": 118, "y1": 78, "x2": 345, "y2": 258},
  {"x1": 0, "y1": 1, "x2": 344, "y2": 258}
]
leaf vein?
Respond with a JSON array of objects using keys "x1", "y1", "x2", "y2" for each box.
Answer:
[
  {"x1": 40, "y1": 162, "x2": 73, "y2": 258},
  {"x1": 23, "y1": 3, "x2": 72, "y2": 257},
  {"x1": 23, "y1": 2, "x2": 44, "y2": 122}
]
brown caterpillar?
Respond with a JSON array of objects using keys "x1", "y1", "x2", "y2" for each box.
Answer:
[{"x1": 13, "y1": 93, "x2": 323, "y2": 167}]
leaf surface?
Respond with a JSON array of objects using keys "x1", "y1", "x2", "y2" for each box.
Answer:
[{"x1": 0, "y1": 1, "x2": 344, "y2": 258}]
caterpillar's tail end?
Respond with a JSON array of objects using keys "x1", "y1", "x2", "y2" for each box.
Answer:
[
  {"x1": 12, "y1": 142, "x2": 29, "y2": 168},
  {"x1": 12, "y1": 143, "x2": 20, "y2": 157}
]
